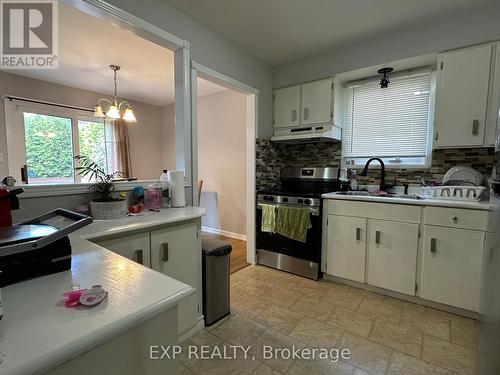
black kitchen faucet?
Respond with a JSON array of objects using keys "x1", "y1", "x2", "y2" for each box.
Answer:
[{"x1": 360, "y1": 157, "x2": 391, "y2": 191}]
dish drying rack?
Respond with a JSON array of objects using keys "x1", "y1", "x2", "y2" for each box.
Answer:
[{"x1": 421, "y1": 186, "x2": 485, "y2": 201}]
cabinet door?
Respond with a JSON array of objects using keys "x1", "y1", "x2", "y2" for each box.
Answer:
[
  {"x1": 150, "y1": 221, "x2": 201, "y2": 335},
  {"x1": 434, "y1": 44, "x2": 492, "y2": 147},
  {"x1": 301, "y1": 79, "x2": 332, "y2": 126},
  {"x1": 96, "y1": 232, "x2": 151, "y2": 267},
  {"x1": 367, "y1": 219, "x2": 419, "y2": 295},
  {"x1": 326, "y1": 215, "x2": 366, "y2": 283},
  {"x1": 274, "y1": 85, "x2": 300, "y2": 128},
  {"x1": 420, "y1": 225, "x2": 485, "y2": 311}
]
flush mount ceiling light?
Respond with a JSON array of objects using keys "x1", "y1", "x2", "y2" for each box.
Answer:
[
  {"x1": 377, "y1": 67, "x2": 393, "y2": 88},
  {"x1": 94, "y1": 65, "x2": 137, "y2": 123}
]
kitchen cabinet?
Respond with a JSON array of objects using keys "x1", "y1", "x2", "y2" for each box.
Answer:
[
  {"x1": 273, "y1": 78, "x2": 333, "y2": 129},
  {"x1": 151, "y1": 220, "x2": 202, "y2": 337},
  {"x1": 420, "y1": 225, "x2": 485, "y2": 312},
  {"x1": 434, "y1": 44, "x2": 493, "y2": 147},
  {"x1": 95, "y1": 232, "x2": 151, "y2": 267},
  {"x1": 301, "y1": 79, "x2": 333, "y2": 126},
  {"x1": 273, "y1": 85, "x2": 301, "y2": 128},
  {"x1": 367, "y1": 219, "x2": 419, "y2": 295},
  {"x1": 326, "y1": 215, "x2": 366, "y2": 282}
]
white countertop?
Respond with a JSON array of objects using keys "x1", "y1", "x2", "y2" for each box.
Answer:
[
  {"x1": 0, "y1": 207, "x2": 205, "y2": 375},
  {"x1": 322, "y1": 192, "x2": 491, "y2": 210}
]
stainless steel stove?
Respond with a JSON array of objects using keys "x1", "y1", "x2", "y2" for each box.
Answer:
[{"x1": 256, "y1": 167, "x2": 343, "y2": 280}]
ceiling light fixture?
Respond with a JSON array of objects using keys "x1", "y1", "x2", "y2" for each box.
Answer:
[
  {"x1": 94, "y1": 65, "x2": 137, "y2": 123},
  {"x1": 377, "y1": 67, "x2": 393, "y2": 88}
]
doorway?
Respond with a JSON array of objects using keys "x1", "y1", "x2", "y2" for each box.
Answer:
[{"x1": 191, "y1": 63, "x2": 258, "y2": 268}]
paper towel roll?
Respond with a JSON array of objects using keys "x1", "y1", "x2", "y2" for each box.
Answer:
[{"x1": 169, "y1": 170, "x2": 186, "y2": 207}]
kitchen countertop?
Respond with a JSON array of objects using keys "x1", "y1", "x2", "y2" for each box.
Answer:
[
  {"x1": 322, "y1": 192, "x2": 491, "y2": 210},
  {"x1": 0, "y1": 206, "x2": 205, "y2": 375}
]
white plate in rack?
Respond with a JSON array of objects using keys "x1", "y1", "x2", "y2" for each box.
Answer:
[{"x1": 442, "y1": 166, "x2": 483, "y2": 186}]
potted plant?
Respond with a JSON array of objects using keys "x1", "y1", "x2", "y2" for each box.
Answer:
[{"x1": 75, "y1": 155, "x2": 128, "y2": 220}]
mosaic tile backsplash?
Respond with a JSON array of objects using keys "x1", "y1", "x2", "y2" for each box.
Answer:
[{"x1": 256, "y1": 139, "x2": 494, "y2": 191}]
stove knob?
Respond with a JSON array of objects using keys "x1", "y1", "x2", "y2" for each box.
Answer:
[
  {"x1": 282, "y1": 197, "x2": 288, "y2": 203},
  {"x1": 268, "y1": 196, "x2": 274, "y2": 202},
  {"x1": 297, "y1": 199, "x2": 303, "y2": 204},
  {"x1": 263, "y1": 196, "x2": 268, "y2": 201},
  {"x1": 304, "y1": 199, "x2": 311, "y2": 205}
]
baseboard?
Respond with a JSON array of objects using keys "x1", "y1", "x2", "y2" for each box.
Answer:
[
  {"x1": 202, "y1": 226, "x2": 247, "y2": 241},
  {"x1": 179, "y1": 316, "x2": 205, "y2": 343}
]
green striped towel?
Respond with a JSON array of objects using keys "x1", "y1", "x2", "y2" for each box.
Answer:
[
  {"x1": 261, "y1": 204, "x2": 277, "y2": 233},
  {"x1": 275, "y1": 206, "x2": 312, "y2": 243}
]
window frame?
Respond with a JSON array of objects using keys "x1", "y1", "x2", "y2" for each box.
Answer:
[
  {"x1": 6, "y1": 99, "x2": 111, "y2": 184},
  {"x1": 341, "y1": 69, "x2": 436, "y2": 170}
]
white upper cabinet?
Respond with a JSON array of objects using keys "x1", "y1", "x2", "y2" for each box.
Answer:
[
  {"x1": 273, "y1": 78, "x2": 332, "y2": 129},
  {"x1": 301, "y1": 79, "x2": 333, "y2": 125},
  {"x1": 434, "y1": 44, "x2": 493, "y2": 147},
  {"x1": 273, "y1": 85, "x2": 301, "y2": 128},
  {"x1": 486, "y1": 42, "x2": 500, "y2": 146}
]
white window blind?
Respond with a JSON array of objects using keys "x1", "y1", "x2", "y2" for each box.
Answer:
[{"x1": 343, "y1": 70, "x2": 434, "y2": 167}]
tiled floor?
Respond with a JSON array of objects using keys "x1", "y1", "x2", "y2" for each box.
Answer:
[{"x1": 180, "y1": 265, "x2": 479, "y2": 375}]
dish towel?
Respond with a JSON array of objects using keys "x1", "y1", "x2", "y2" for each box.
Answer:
[
  {"x1": 275, "y1": 206, "x2": 312, "y2": 243},
  {"x1": 261, "y1": 204, "x2": 277, "y2": 233}
]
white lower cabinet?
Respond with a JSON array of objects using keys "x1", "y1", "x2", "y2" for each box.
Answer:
[
  {"x1": 95, "y1": 232, "x2": 151, "y2": 267},
  {"x1": 326, "y1": 215, "x2": 366, "y2": 282},
  {"x1": 367, "y1": 219, "x2": 419, "y2": 295},
  {"x1": 420, "y1": 225, "x2": 485, "y2": 312},
  {"x1": 151, "y1": 221, "x2": 202, "y2": 337}
]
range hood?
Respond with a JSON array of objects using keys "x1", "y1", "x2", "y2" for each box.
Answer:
[{"x1": 271, "y1": 125, "x2": 341, "y2": 143}]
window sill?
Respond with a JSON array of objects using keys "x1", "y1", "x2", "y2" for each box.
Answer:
[{"x1": 16, "y1": 180, "x2": 190, "y2": 199}]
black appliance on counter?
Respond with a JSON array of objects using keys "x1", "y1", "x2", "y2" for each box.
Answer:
[{"x1": 256, "y1": 167, "x2": 343, "y2": 280}]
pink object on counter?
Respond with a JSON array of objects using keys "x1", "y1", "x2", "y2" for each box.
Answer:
[
  {"x1": 63, "y1": 285, "x2": 108, "y2": 308},
  {"x1": 144, "y1": 185, "x2": 162, "y2": 211}
]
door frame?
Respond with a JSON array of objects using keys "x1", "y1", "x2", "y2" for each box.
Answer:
[
  {"x1": 63, "y1": 0, "x2": 193, "y2": 195},
  {"x1": 191, "y1": 62, "x2": 258, "y2": 264}
]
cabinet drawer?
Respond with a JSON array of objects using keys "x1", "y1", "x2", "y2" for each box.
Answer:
[
  {"x1": 424, "y1": 206, "x2": 488, "y2": 230},
  {"x1": 326, "y1": 200, "x2": 421, "y2": 223}
]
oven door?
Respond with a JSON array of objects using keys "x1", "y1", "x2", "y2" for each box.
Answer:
[{"x1": 256, "y1": 203, "x2": 322, "y2": 265}]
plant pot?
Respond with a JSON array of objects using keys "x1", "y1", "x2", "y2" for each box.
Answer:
[{"x1": 90, "y1": 200, "x2": 128, "y2": 220}]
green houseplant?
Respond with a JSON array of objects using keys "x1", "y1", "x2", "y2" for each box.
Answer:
[{"x1": 75, "y1": 155, "x2": 128, "y2": 220}]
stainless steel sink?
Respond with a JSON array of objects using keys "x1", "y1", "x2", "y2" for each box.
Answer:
[{"x1": 333, "y1": 191, "x2": 423, "y2": 200}]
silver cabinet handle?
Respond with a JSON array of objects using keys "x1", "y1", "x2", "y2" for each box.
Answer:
[
  {"x1": 472, "y1": 119, "x2": 480, "y2": 136},
  {"x1": 291, "y1": 110, "x2": 297, "y2": 122},
  {"x1": 356, "y1": 227, "x2": 361, "y2": 241},
  {"x1": 161, "y1": 242, "x2": 169, "y2": 262},
  {"x1": 430, "y1": 238, "x2": 437, "y2": 253},
  {"x1": 303, "y1": 107, "x2": 309, "y2": 120},
  {"x1": 134, "y1": 249, "x2": 144, "y2": 265},
  {"x1": 375, "y1": 231, "x2": 381, "y2": 244}
]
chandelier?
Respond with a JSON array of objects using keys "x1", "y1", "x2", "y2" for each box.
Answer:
[{"x1": 93, "y1": 64, "x2": 137, "y2": 123}]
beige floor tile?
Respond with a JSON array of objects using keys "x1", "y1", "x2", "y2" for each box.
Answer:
[
  {"x1": 357, "y1": 297, "x2": 402, "y2": 324},
  {"x1": 256, "y1": 304, "x2": 304, "y2": 334},
  {"x1": 288, "y1": 357, "x2": 368, "y2": 375},
  {"x1": 290, "y1": 296, "x2": 335, "y2": 321},
  {"x1": 179, "y1": 362, "x2": 193, "y2": 375},
  {"x1": 188, "y1": 355, "x2": 260, "y2": 375},
  {"x1": 261, "y1": 287, "x2": 302, "y2": 308},
  {"x1": 384, "y1": 296, "x2": 427, "y2": 313},
  {"x1": 422, "y1": 335, "x2": 476, "y2": 375},
  {"x1": 180, "y1": 330, "x2": 228, "y2": 369},
  {"x1": 369, "y1": 320, "x2": 423, "y2": 357},
  {"x1": 231, "y1": 294, "x2": 272, "y2": 319},
  {"x1": 296, "y1": 279, "x2": 331, "y2": 299},
  {"x1": 450, "y1": 320, "x2": 479, "y2": 349},
  {"x1": 210, "y1": 313, "x2": 267, "y2": 346},
  {"x1": 232, "y1": 278, "x2": 272, "y2": 298},
  {"x1": 400, "y1": 309, "x2": 451, "y2": 340},
  {"x1": 289, "y1": 317, "x2": 344, "y2": 349},
  {"x1": 322, "y1": 286, "x2": 364, "y2": 310},
  {"x1": 327, "y1": 306, "x2": 375, "y2": 338},
  {"x1": 387, "y1": 351, "x2": 453, "y2": 375},
  {"x1": 339, "y1": 332, "x2": 392, "y2": 375},
  {"x1": 250, "y1": 361, "x2": 282, "y2": 374},
  {"x1": 251, "y1": 329, "x2": 305, "y2": 373}
]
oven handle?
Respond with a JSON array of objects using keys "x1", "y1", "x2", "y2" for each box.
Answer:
[{"x1": 256, "y1": 202, "x2": 320, "y2": 216}]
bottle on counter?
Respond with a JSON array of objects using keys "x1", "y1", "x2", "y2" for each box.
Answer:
[
  {"x1": 145, "y1": 184, "x2": 162, "y2": 211},
  {"x1": 160, "y1": 170, "x2": 171, "y2": 208}
]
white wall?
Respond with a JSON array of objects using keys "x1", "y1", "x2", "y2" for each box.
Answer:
[
  {"x1": 197, "y1": 89, "x2": 247, "y2": 236},
  {"x1": 160, "y1": 103, "x2": 176, "y2": 171},
  {"x1": 273, "y1": 2, "x2": 500, "y2": 87},
  {"x1": 0, "y1": 71, "x2": 167, "y2": 179},
  {"x1": 106, "y1": 0, "x2": 273, "y2": 138}
]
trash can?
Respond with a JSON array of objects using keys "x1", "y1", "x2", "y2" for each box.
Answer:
[{"x1": 202, "y1": 235, "x2": 232, "y2": 326}]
